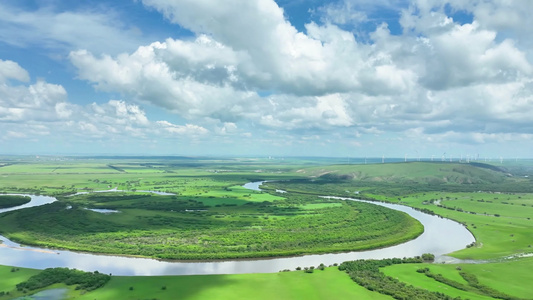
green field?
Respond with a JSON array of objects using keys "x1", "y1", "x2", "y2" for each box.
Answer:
[
  {"x1": 1, "y1": 157, "x2": 533, "y2": 299},
  {"x1": 0, "y1": 266, "x2": 40, "y2": 294},
  {"x1": 383, "y1": 257, "x2": 533, "y2": 299},
  {"x1": 70, "y1": 268, "x2": 392, "y2": 300}
]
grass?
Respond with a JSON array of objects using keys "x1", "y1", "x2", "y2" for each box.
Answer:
[
  {"x1": 265, "y1": 164, "x2": 533, "y2": 260},
  {"x1": 382, "y1": 256, "x2": 533, "y2": 299},
  {"x1": 396, "y1": 192, "x2": 533, "y2": 259},
  {"x1": 2, "y1": 158, "x2": 533, "y2": 299},
  {"x1": 454, "y1": 256, "x2": 533, "y2": 299},
  {"x1": 382, "y1": 263, "x2": 494, "y2": 299},
  {"x1": 73, "y1": 268, "x2": 392, "y2": 300},
  {"x1": 0, "y1": 266, "x2": 40, "y2": 292}
]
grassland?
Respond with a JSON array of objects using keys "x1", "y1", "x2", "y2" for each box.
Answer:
[
  {"x1": 70, "y1": 267, "x2": 392, "y2": 300},
  {"x1": 2, "y1": 259, "x2": 532, "y2": 300},
  {"x1": 267, "y1": 161, "x2": 533, "y2": 260},
  {"x1": 382, "y1": 256, "x2": 533, "y2": 299},
  {"x1": 2, "y1": 157, "x2": 533, "y2": 299},
  {"x1": 0, "y1": 157, "x2": 423, "y2": 260},
  {"x1": 0, "y1": 266, "x2": 40, "y2": 293}
]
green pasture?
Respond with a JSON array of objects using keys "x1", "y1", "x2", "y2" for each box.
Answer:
[
  {"x1": 396, "y1": 192, "x2": 533, "y2": 259},
  {"x1": 2, "y1": 158, "x2": 533, "y2": 299},
  {"x1": 0, "y1": 266, "x2": 40, "y2": 294},
  {"x1": 453, "y1": 256, "x2": 533, "y2": 298},
  {"x1": 438, "y1": 192, "x2": 533, "y2": 218},
  {"x1": 266, "y1": 162, "x2": 533, "y2": 261},
  {"x1": 0, "y1": 158, "x2": 310, "y2": 197},
  {"x1": 73, "y1": 268, "x2": 391, "y2": 300},
  {"x1": 382, "y1": 256, "x2": 533, "y2": 299}
]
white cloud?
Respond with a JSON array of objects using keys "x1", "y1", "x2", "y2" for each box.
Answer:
[
  {"x1": 3, "y1": 0, "x2": 533, "y2": 156},
  {"x1": 0, "y1": 59, "x2": 30, "y2": 82},
  {"x1": 0, "y1": 77, "x2": 68, "y2": 122},
  {"x1": 69, "y1": 47, "x2": 258, "y2": 121},
  {"x1": 156, "y1": 121, "x2": 209, "y2": 135},
  {"x1": 0, "y1": 3, "x2": 146, "y2": 55},
  {"x1": 260, "y1": 93, "x2": 353, "y2": 129},
  {"x1": 65, "y1": 0, "x2": 533, "y2": 154},
  {"x1": 134, "y1": 0, "x2": 415, "y2": 96}
]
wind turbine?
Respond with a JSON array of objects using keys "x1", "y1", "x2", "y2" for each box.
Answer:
[{"x1": 382, "y1": 155, "x2": 385, "y2": 163}]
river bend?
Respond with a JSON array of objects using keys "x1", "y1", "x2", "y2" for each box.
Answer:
[{"x1": 0, "y1": 184, "x2": 474, "y2": 275}]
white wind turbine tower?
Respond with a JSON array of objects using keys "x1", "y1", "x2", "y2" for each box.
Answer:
[
  {"x1": 382, "y1": 155, "x2": 385, "y2": 163},
  {"x1": 441, "y1": 152, "x2": 446, "y2": 162},
  {"x1": 431, "y1": 155, "x2": 435, "y2": 161}
]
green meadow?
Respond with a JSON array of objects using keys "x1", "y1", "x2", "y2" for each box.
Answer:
[
  {"x1": 0, "y1": 266, "x2": 40, "y2": 294},
  {"x1": 71, "y1": 268, "x2": 392, "y2": 300},
  {"x1": 382, "y1": 256, "x2": 533, "y2": 299},
  {"x1": 0, "y1": 158, "x2": 423, "y2": 260},
  {"x1": 1, "y1": 157, "x2": 533, "y2": 299}
]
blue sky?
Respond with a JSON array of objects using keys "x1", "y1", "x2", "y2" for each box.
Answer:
[{"x1": 1, "y1": 0, "x2": 532, "y2": 158}]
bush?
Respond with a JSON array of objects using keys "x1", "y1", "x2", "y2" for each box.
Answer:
[{"x1": 16, "y1": 268, "x2": 111, "y2": 292}]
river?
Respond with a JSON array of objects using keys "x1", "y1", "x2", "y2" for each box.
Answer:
[{"x1": 0, "y1": 183, "x2": 474, "y2": 275}]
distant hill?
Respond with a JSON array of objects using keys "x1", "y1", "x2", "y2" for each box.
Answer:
[{"x1": 300, "y1": 162, "x2": 509, "y2": 185}]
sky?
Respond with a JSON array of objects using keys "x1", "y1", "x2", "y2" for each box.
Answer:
[{"x1": 1, "y1": 0, "x2": 532, "y2": 158}]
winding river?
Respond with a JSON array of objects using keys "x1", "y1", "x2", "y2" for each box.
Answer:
[{"x1": 0, "y1": 183, "x2": 474, "y2": 276}]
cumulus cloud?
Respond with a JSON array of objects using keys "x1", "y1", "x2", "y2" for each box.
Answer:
[
  {"x1": 4, "y1": 0, "x2": 533, "y2": 155},
  {"x1": 63, "y1": 0, "x2": 533, "y2": 153},
  {"x1": 0, "y1": 61, "x2": 220, "y2": 148},
  {"x1": 68, "y1": 0, "x2": 415, "y2": 98},
  {"x1": 69, "y1": 46, "x2": 259, "y2": 121},
  {"x1": 0, "y1": 59, "x2": 30, "y2": 82},
  {"x1": 0, "y1": 61, "x2": 69, "y2": 122}
]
